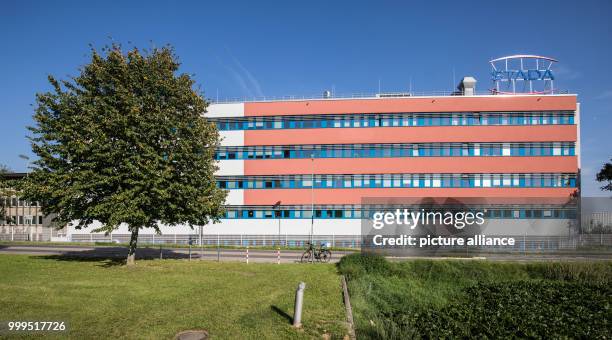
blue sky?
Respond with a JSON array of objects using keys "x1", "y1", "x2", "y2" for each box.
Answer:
[{"x1": 1, "y1": 0, "x2": 610, "y2": 195}]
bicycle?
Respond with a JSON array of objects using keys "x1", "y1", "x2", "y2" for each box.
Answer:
[{"x1": 300, "y1": 242, "x2": 332, "y2": 263}]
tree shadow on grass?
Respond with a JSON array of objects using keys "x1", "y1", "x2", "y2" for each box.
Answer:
[
  {"x1": 37, "y1": 255, "x2": 126, "y2": 267},
  {"x1": 271, "y1": 305, "x2": 293, "y2": 324},
  {"x1": 33, "y1": 247, "x2": 195, "y2": 267}
]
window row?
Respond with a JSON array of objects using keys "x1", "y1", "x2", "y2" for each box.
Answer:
[
  {"x1": 215, "y1": 142, "x2": 576, "y2": 160},
  {"x1": 217, "y1": 173, "x2": 577, "y2": 189},
  {"x1": 0, "y1": 215, "x2": 44, "y2": 226},
  {"x1": 221, "y1": 207, "x2": 577, "y2": 219},
  {"x1": 0, "y1": 197, "x2": 41, "y2": 207},
  {"x1": 212, "y1": 111, "x2": 575, "y2": 131}
]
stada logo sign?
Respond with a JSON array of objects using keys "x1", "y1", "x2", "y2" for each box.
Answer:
[{"x1": 490, "y1": 55, "x2": 558, "y2": 94}]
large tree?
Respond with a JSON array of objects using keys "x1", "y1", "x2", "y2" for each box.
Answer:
[
  {"x1": 596, "y1": 158, "x2": 612, "y2": 192},
  {"x1": 23, "y1": 44, "x2": 226, "y2": 265}
]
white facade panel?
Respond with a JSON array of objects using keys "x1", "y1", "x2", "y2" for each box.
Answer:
[
  {"x1": 219, "y1": 130, "x2": 244, "y2": 147},
  {"x1": 199, "y1": 219, "x2": 361, "y2": 235},
  {"x1": 575, "y1": 103, "x2": 581, "y2": 168},
  {"x1": 225, "y1": 189, "x2": 244, "y2": 205},
  {"x1": 66, "y1": 219, "x2": 360, "y2": 236},
  {"x1": 205, "y1": 103, "x2": 244, "y2": 118},
  {"x1": 65, "y1": 218, "x2": 570, "y2": 237},
  {"x1": 215, "y1": 160, "x2": 244, "y2": 176}
]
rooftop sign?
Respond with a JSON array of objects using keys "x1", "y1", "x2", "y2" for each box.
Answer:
[{"x1": 490, "y1": 55, "x2": 558, "y2": 94}]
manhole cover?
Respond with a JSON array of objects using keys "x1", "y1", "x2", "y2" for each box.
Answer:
[{"x1": 174, "y1": 330, "x2": 209, "y2": 340}]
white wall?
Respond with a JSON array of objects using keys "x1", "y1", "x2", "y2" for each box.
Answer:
[
  {"x1": 219, "y1": 131, "x2": 244, "y2": 146},
  {"x1": 215, "y1": 160, "x2": 244, "y2": 176},
  {"x1": 66, "y1": 219, "x2": 361, "y2": 236},
  {"x1": 576, "y1": 102, "x2": 581, "y2": 168},
  {"x1": 225, "y1": 189, "x2": 244, "y2": 205},
  {"x1": 205, "y1": 103, "x2": 244, "y2": 118},
  {"x1": 65, "y1": 218, "x2": 571, "y2": 237}
]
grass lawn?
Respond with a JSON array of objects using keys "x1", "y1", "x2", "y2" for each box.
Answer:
[
  {"x1": 0, "y1": 255, "x2": 348, "y2": 339},
  {"x1": 338, "y1": 254, "x2": 612, "y2": 339}
]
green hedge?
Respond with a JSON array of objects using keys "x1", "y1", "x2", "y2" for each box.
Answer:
[
  {"x1": 372, "y1": 281, "x2": 610, "y2": 339},
  {"x1": 338, "y1": 254, "x2": 612, "y2": 339}
]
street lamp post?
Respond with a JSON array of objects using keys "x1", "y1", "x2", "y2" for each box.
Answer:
[
  {"x1": 310, "y1": 154, "x2": 314, "y2": 244},
  {"x1": 273, "y1": 200, "x2": 281, "y2": 247}
]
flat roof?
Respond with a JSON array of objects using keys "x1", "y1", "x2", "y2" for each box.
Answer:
[{"x1": 209, "y1": 91, "x2": 575, "y2": 104}]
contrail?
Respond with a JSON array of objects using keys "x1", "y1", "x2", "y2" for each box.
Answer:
[
  {"x1": 216, "y1": 56, "x2": 254, "y2": 99},
  {"x1": 225, "y1": 46, "x2": 264, "y2": 98}
]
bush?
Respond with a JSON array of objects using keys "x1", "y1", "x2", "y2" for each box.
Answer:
[
  {"x1": 370, "y1": 281, "x2": 611, "y2": 339},
  {"x1": 340, "y1": 255, "x2": 612, "y2": 339},
  {"x1": 526, "y1": 261, "x2": 612, "y2": 286},
  {"x1": 337, "y1": 253, "x2": 392, "y2": 280}
]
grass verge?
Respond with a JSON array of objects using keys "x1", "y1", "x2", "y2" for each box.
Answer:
[
  {"x1": 0, "y1": 255, "x2": 347, "y2": 339},
  {"x1": 338, "y1": 254, "x2": 612, "y2": 339}
]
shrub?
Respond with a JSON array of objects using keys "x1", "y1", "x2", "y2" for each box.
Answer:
[
  {"x1": 368, "y1": 281, "x2": 611, "y2": 339},
  {"x1": 337, "y1": 253, "x2": 392, "y2": 280},
  {"x1": 526, "y1": 261, "x2": 612, "y2": 286},
  {"x1": 340, "y1": 256, "x2": 612, "y2": 339}
]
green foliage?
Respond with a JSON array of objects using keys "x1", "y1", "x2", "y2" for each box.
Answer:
[
  {"x1": 337, "y1": 253, "x2": 393, "y2": 280},
  {"x1": 22, "y1": 44, "x2": 226, "y2": 239},
  {"x1": 339, "y1": 254, "x2": 612, "y2": 339},
  {"x1": 596, "y1": 158, "x2": 612, "y2": 191},
  {"x1": 369, "y1": 281, "x2": 610, "y2": 339},
  {"x1": 525, "y1": 261, "x2": 612, "y2": 286}
]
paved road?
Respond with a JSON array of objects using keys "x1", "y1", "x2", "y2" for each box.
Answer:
[
  {"x1": 0, "y1": 244, "x2": 352, "y2": 263},
  {"x1": 0, "y1": 244, "x2": 609, "y2": 263}
]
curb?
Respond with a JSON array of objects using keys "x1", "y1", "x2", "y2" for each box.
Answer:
[{"x1": 341, "y1": 275, "x2": 356, "y2": 340}]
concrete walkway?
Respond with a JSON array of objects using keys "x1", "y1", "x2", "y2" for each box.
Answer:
[
  {"x1": 0, "y1": 244, "x2": 609, "y2": 262},
  {"x1": 0, "y1": 244, "x2": 353, "y2": 263}
]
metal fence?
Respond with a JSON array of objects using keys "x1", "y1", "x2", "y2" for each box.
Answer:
[
  {"x1": 0, "y1": 233, "x2": 31, "y2": 241},
  {"x1": 2, "y1": 233, "x2": 611, "y2": 253},
  {"x1": 69, "y1": 233, "x2": 362, "y2": 248}
]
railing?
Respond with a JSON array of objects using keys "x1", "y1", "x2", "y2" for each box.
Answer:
[
  {"x1": 1, "y1": 233, "x2": 609, "y2": 253},
  {"x1": 209, "y1": 90, "x2": 571, "y2": 104},
  {"x1": 69, "y1": 233, "x2": 361, "y2": 248},
  {"x1": 0, "y1": 233, "x2": 31, "y2": 241},
  {"x1": 59, "y1": 233, "x2": 612, "y2": 251}
]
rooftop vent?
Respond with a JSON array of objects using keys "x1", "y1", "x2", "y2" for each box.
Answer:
[{"x1": 458, "y1": 77, "x2": 477, "y2": 96}]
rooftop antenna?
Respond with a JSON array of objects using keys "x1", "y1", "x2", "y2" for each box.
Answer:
[
  {"x1": 409, "y1": 76, "x2": 412, "y2": 93},
  {"x1": 452, "y1": 67, "x2": 456, "y2": 90},
  {"x1": 378, "y1": 78, "x2": 381, "y2": 94}
]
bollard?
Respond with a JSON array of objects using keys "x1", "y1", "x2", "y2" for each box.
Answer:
[
  {"x1": 293, "y1": 282, "x2": 306, "y2": 328},
  {"x1": 217, "y1": 234, "x2": 220, "y2": 262},
  {"x1": 246, "y1": 246, "x2": 249, "y2": 264},
  {"x1": 277, "y1": 248, "x2": 281, "y2": 264},
  {"x1": 159, "y1": 245, "x2": 163, "y2": 260}
]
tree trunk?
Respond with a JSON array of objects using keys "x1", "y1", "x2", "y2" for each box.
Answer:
[{"x1": 126, "y1": 227, "x2": 139, "y2": 266}]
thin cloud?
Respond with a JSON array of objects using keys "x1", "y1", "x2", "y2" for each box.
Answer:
[
  {"x1": 225, "y1": 46, "x2": 264, "y2": 98},
  {"x1": 231, "y1": 55, "x2": 264, "y2": 98},
  {"x1": 216, "y1": 56, "x2": 254, "y2": 98},
  {"x1": 595, "y1": 90, "x2": 612, "y2": 100},
  {"x1": 554, "y1": 65, "x2": 582, "y2": 80}
]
